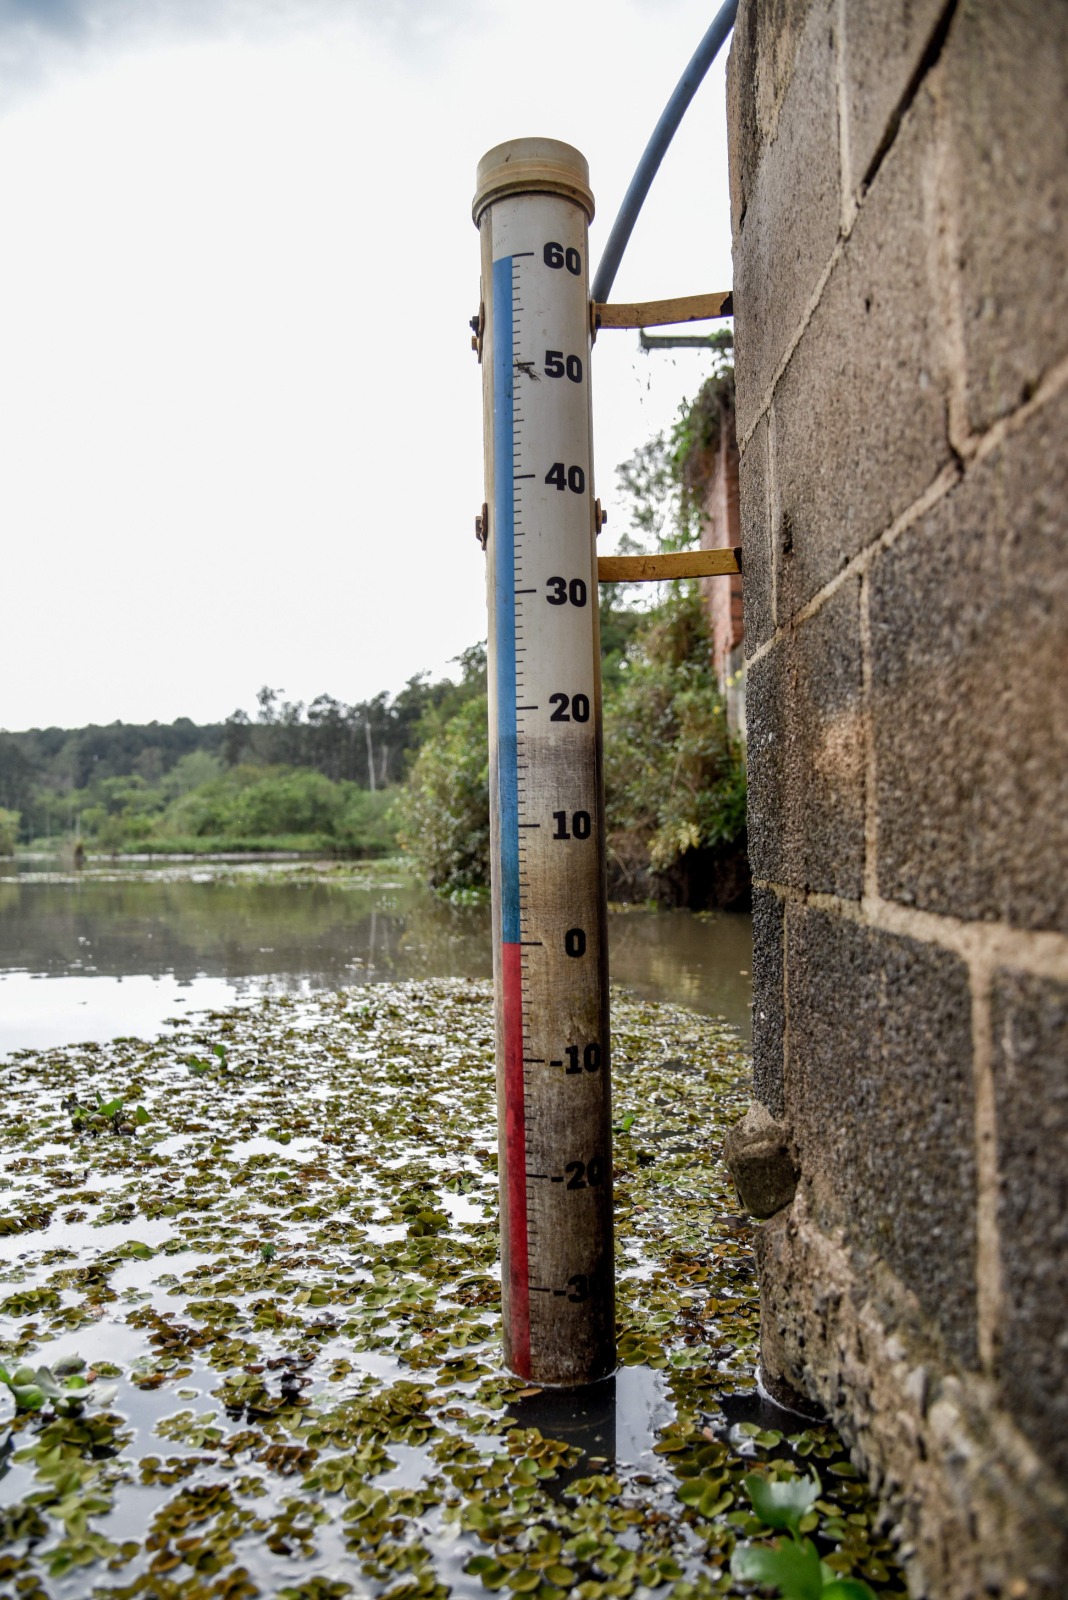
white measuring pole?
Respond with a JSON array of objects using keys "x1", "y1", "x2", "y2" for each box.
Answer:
[{"x1": 473, "y1": 139, "x2": 613, "y2": 1386}]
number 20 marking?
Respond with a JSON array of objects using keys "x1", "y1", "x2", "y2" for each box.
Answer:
[
  {"x1": 549, "y1": 693, "x2": 590, "y2": 723},
  {"x1": 565, "y1": 1156, "x2": 605, "y2": 1189}
]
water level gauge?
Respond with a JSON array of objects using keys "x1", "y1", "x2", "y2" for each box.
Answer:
[{"x1": 473, "y1": 138, "x2": 613, "y2": 1387}]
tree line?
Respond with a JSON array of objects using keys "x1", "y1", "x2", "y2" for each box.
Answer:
[{"x1": 0, "y1": 648, "x2": 485, "y2": 847}]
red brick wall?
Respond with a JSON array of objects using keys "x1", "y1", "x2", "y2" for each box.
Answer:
[{"x1": 698, "y1": 408, "x2": 744, "y2": 726}]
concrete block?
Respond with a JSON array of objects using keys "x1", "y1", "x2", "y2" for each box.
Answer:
[
  {"x1": 871, "y1": 385, "x2": 1068, "y2": 933},
  {"x1": 840, "y1": 0, "x2": 949, "y2": 196},
  {"x1": 731, "y1": 0, "x2": 841, "y2": 439},
  {"x1": 944, "y1": 0, "x2": 1068, "y2": 434},
  {"x1": 739, "y1": 415, "x2": 773, "y2": 655},
  {"x1": 753, "y1": 1206, "x2": 827, "y2": 1419},
  {"x1": 724, "y1": 1100, "x2": 798, "y2": 1218},
  {"x1": 786, "y1": 904, "x2": 978, "y2": 1366},
  {"x1": 726, "y1": 0, "x2": 821, "y2": 235},
  {"x1": 991, "y1": 970, "x2": 1068, "y2": 1479},
  {"x1": 751, "y1": 886, "x2": 785, "y2": 1118},
  {"x1": 746, "y1": 579, "x2": 864, "y2": 900},
  {"x1": 774, "y1": 82, "x2": 952, "y2": 619}
]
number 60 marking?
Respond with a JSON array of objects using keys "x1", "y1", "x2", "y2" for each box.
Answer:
[{"x1": 543, "y1": 241, "x2": 582, "y2": 275}]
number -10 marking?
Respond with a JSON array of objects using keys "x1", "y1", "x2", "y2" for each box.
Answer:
[{"x1": 565, "y1": 1042, "x2": 602, "y2": 1074}]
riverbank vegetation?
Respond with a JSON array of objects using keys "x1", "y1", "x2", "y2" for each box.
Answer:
[
  {"x1": 0, "y1": 661, "x2": 484, "y2": 857},
  {"x1": 1, "y1": 376, "x2": 746, "y2": 895}
]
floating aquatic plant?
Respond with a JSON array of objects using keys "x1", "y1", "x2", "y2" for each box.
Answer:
[{"x1": 0, "y1": 981, "x2": 906, "y2": 1596}]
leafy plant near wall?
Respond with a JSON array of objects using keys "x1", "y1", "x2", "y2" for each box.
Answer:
[
  {"x1": 604, "y1": 583, "x2": 746, "y2": 874},
  {"x1": 670, "y1": 356, "x2": 736, "y2": 543},
  {"x1": 731, "y1": 1472, "x2": 878, "y2": 1599},
  {"x1": 614, "y1": 334, "x2": 735, "y2": 555}
]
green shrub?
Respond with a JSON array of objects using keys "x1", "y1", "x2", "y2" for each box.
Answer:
[
  {"x1": 395, "y1": 696, "x2": 489, "y2": 894},
  {"x1": 603, "y1": 585, "x2": 746, "y2": 873},
  {"x1": 161, "y1": 766, "x2": 340, "y2": 840},
  {"x1": 63, "y1": 765, "x2": 403, "y2": 855},
  {"x1": 333, "y1": 788, "x2": 398, "y2": 857},
  {"x1": 0, "y1": 809, "x2": 19, "y2": 855},
  {"x1": 226, "y1": 769, "x2": 344, "y2": 837}
]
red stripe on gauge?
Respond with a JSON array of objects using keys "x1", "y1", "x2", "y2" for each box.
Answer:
[{"x1": 501, "y1": 940, "x2": 530, "y2": 1376}]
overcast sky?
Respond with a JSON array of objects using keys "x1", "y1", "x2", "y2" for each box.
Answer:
[{"x1": 0, "y1": 0, "x2": 733, "y2": 731}]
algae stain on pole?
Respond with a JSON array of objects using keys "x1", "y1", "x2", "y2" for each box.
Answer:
[{"x1": 473, "y1": 140, "x2": 614, "y2": 1387}]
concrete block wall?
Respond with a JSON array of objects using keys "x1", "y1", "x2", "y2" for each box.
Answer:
[{"x1": 727, "y1": 2, "x2": 1068, "y2": 1593}]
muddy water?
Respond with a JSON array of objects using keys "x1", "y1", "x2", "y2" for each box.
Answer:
[{"x1": 0, "y1": 855, "x2": 751, "y2": 1055}]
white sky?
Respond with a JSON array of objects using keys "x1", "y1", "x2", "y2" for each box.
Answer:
[{"x1": 0, "y1": 0, "x2": 733, "y2": 731}]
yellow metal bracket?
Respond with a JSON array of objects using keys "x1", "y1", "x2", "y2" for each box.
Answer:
[
  {"x1": 597, "y1": 549, "x2": 741, "y2": 583},
  {"x1": 592, "y1": 291, "x2": 733, "y2": 334}
]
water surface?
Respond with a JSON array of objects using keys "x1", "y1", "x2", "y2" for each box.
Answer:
[{"x1": 0, "y1": 855, "x2": 751, "y2": 1055}]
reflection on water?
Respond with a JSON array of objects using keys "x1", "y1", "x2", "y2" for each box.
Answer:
[
  {"x1": 506, "y1": 1363, "x2": 676, "y2": 1478},
  {"x1": 607, "y1": 906, "x2": 753, "y2": 1036},
  {"x1": 0, "y1": 855, "x2": 751, "y2": 1055}
]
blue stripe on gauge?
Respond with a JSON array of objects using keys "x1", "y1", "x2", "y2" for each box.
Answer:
[{"x1": 492, "y1": 254, "x2": 520, "y2": 946}]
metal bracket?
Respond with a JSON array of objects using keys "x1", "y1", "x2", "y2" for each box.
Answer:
[
  {"x1": 591, "y1": 290, "x2": 733, "y2": 336},
  {"x1": 470, "y1": 301, "x2": 485, "y2": 363},
  {"x1": 596, "y1": 548, "x2": 741, "y2": 582},
  {"x1": 639, "y1": 330, "x2": 731, "y2": 351}
]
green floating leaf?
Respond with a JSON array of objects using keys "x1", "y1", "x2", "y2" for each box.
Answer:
[
  {"x1": 12, "y1": 1384, "x2": 46, "y2": 1411},
  {"x1": 678, "y1": 1476, "x2": 733, "y2": 1519},
  {"x1": 744, "y1": 1470, "x2": 822, "y2": 1533},
  {"x1": 730, "y1": 1537, "x2": 824, "y2": 1600},
  {"x1": 505, "y1": 1570, "x2": 541, "y2": 1593},
  {"x1": 821, "y1": 1584, "x2": 879, "y2": 1600}
]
